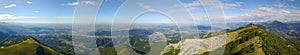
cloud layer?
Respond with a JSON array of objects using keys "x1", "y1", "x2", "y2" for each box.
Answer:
[
  {"x1": 228, "y1": 7, "x2": 300, "y2": 22},
  {"x1": 182, "y1": 0, "x2": 300, "y2": 23},
  {"x1": 0, "y1": 14, "x2": 37, "y2": 20}
]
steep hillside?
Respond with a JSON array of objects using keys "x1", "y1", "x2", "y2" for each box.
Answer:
[
  {"x1": 218, "y1": 25, "x2": 300, "y2": 55},
  {"x1": 0, "y1": 36, "x2": 61, "y2": 55},
  {"x1": 163, "y1": 25, "x2": 300, "y2": 55}
]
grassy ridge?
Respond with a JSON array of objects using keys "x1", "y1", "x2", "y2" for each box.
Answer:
[
  {"x1": 0, "y1": 36, "x2": 61, "y2": 55},
  {"x1": 203, "y1": 25, "x2": 300, "y2": 55}
]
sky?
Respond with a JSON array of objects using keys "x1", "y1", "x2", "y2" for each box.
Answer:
[{"x1": 0, "y1": 0, "x2": 299, "y2": 24}]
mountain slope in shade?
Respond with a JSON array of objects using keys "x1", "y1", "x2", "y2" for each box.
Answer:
[
  {"x1": 163, "y1": 25, "x2": 300, "y2": 55},
  {"x1": 0, "y1": 31, "x2": 11, "y2": 40},
  {"x1": 0, "y1": 36, "x2": 61, "y2": 55},
  {"x1": 256, "y1": 20, "x2": 300, "y2": 40}
]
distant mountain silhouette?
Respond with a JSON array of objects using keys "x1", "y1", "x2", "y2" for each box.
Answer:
[{"x1": 256, "y1": 20, "x2": 300, "y2": 40}]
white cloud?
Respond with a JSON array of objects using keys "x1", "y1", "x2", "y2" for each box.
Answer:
[
  {"x1": 274, "y1": 3, "x2": 296, "y2": 9},
  {"x1": 281, "y1": 10, "x2": 291, "y2": 13},
  {"x1": 182, "y1": 0, "x2": 299, "y2": 23},
  {"x1": 4, "y1": 4, "x2": 16, "y2": 8},
  {"x1": 183, "y1": 0, "x2": 241, "y2": 9},
  {"x1": 183, "y1": 0, "x2": 202, "y2": 7},
  {"x1": 0, "y1": 14, "x2": 14, "y2": 20},
  {"x1": 223, "y1": 2, "x2": 243, "y2": 9},
  {"x1": 67, "y1": 2, "x2": 79, "y2": 6},
  {"x1": 83, "y1": 1, "x2": 96, "y2": 5},
  {"x1": 226, "y1": 7, "x2": 300, "y2": 22},
  {"x1": 137, "y1": 2, "x2": 153, "y2": 11},
  {"x1": 67, "y1": 1, "x2": 97, "y2": 6},
  {"x1": 27, "y1": 1, "x2": 32, "y2": 4},
  {"x1": 0, "y1": 14, "x2": 37, "y2": 20}
]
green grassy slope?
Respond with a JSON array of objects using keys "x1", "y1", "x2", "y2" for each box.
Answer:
[
  {"x1": 0, "y1": 36, "x2": 61, "y2": 55},
  {"x1": 203, "y1": 25, "x2": 300, "y2": 55}
]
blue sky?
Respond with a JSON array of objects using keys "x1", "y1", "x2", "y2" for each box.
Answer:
[{"x1": 0, "y1": 0, "x2": 299, "y2": 24}]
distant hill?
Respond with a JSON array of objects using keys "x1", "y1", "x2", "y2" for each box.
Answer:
[
  {"x1": 197, "y1": 26, "x2": 211, "y2": 30},
  {"x1": 0, "y1": 24, "x2": 24, "y2": 34},
  {"x1": 163, "y1": 25, "x2": 300, "y2": 55},
  {"x1": 0, "y1": 31, "x2": 9, "y2": 40},
  {"x1": 256, "y1": 20, "x2": 300, "y2": 40},
  {"x1": 0, "y1": 36, "x2": 22, "y2": 46},
  {"x1": 0, "y1": 36, "x2": 61, "y2": 55}
]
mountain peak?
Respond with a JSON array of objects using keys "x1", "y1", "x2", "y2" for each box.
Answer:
[{"x1": 270, "y1": 20, "x2": 285, "y2": 25}]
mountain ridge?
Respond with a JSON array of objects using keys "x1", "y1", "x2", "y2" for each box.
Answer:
[
  {"x1": 0, "y1": 36, "x2": 62, "y2": 55},
  {"x1": 163, "y1": 25, "x2": 300, "y2": 55}
]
